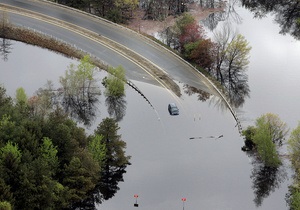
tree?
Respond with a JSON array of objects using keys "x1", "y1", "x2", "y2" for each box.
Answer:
[
  {"x1": 28, "y1": 81, "x2": 56, "y2": 119},
  {"x1": 87, "y1": 134, "x2": 106, "y2": 167},
  {"x1": 242, "y1": 113, "x2": 288, "y2": 167},
  {"x1": 288, "y1": 122, "x2": 300, "y2": 170},
  {"x1": 104, "y1": 65, "x2": 126, "y2": 98},
  {"x1": 179, "y1": 22, "x2": 203, "y2": 46},
  {"x1": 15, "y1": 88, "x2": 27, "y2": 105},
  {"x1": 91, "y1": 0, "x2": 114, "y2": 18},
  {"x1": 0, "y1": 86, "x2": 131, "y2": 209},
  {"x1": 62, "y1": 156, "x2": 97, "y2": 207},
  {"x1": 213, "y1": 25, "x2": 251, "y2": 85},
  {"x1": 288, "y1": 122, "x2": 300, "y2": 210},
  {"x1": 93, "y1": 118, "x2": 131, "y2": 201},
  {"x1": 143, "y1": 0, "x2": 189, "y2": 20},
  {"x1": 184, "y1": 38, "x2": 217, "y2": 71},
  {"x1": 59, "y1": 55, "x2": 101, "y2": 126},
  {"x1": 0, "y1": 178, "x2": 13, "y2": 207},
  {"x1": 0, "y1": 141, "x2": 22, "y2": 196},
  {"x1": 113, "y1": 0, "x2": 138, "y2": 23},
  {"x1": 0, "y1": 201, "x2": 12, "y2": 210}
]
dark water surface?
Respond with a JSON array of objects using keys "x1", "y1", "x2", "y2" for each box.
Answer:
[{"x1": 0, "y1": 5, "x2": 299, "y2": 209}]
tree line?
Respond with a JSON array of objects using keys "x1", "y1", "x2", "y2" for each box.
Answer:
[
  {"x1": 0, "y1": 56, "x2": 130, "y2": 209},
  {"x1": 48, "y1": 0, "x2": 194, "y2": 23}
]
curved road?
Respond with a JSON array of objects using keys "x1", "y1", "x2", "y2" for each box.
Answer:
[{"x1": 0, "y1": 0, "x2": 219, "y2": 97}]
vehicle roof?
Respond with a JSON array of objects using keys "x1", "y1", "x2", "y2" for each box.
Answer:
[{"x1": 169, "y1": 103, "x2": 178, "y2": 108}]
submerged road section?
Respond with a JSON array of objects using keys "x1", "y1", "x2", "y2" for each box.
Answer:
[{"x1": 0, "y1": 0, "x2": 219, "y2": 97}]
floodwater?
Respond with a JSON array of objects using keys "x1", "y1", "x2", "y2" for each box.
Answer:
[{"x1": 0, "y1": 4, "x2": 300, "y2": 210}]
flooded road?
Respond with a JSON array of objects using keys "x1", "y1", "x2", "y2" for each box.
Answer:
[{"x1": 1, "y1": 3, "x2": 299, "y2": 208}]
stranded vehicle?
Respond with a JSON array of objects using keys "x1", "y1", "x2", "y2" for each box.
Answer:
[{"x1": 168, "y1": 103, "x2": 179, "y2": 115}]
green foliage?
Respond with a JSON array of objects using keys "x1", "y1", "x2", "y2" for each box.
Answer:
[
  {"x1": 253, "y1": 119, "x2": 281, "y2": 167},
  {"x1": 258, "y1": 113, "x2": 289, "y2": 146},
  {"x1": 39, "y1": 137, "x2": 59, "y2": 173},
  {"x1": 104, "y1": 65, "x2": 126, "y2": 97},
  {"x1": 62, "y1": 156, "x2": 97, "y2": 204},
  {"x1": 95, "y1": 117, "x2": 130, "y2": 167},
  {"x1": 288, "y1": 121, "x2": 300, "y2": 208},
  {"x1": 0, "y1": 178, "x2": 13, "y2": 205},
  {"x1": 242, "y1": 113, "x2": 288, "y2": 167},
  {"x1": 59, "y1": 55, "x2": 101, "y2": 125},
  {"x1": 60, "y1": 55, "x2": 100, "y2": 96},
  {"x1": 175, "y1": 13, "x2": 195, "y2": 34},
  {"x1": 88, "y1": 134, "x2": 106, "y2": 167},
  {"x1": 15, "y1": 87, "x2": 27, "y2": 105},
  {"x1": 289, "y1": 122, "x2": 300, "y2": 171},
  {"x1": 226, "y1": 34, "x2": 252, "y2": 72},
  {"x1": 288, "y1": 186, "x2": 300, "y2": 210},
  {"x1": 243, "y1": 113, "x2": 288, "y2": 167},
  {"x1": 0, "y1": 141, "x2": 22, "y2": 164},
  {"x1": 0, "y1": 201, "x2": 11, "y2": 210},
  {"x1": 93, "y1": 117, "x2": 131, "y2": 200},
  {"x1": 106, "y1": 8, "x2": 123, "y2": 23},
  {"x1": 183, "y1": 41, "x2": 199, "y2": 58},
  {"x1": 0, "y1": 71, "x2": 130, "y2": 209},
  {"x1": 242, "y1": 125, "x2": 256, "y2": 142},
  {"x1": 213, "y1": 25, "x2": 252, "y2": 87}
]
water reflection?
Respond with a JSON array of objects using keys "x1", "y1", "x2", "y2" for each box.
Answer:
[
  {"x1": 59, "y1": 69, "x2": 102, "y2": 127},
  {"x1": 226, "y1": 73, "x2": 250, "y2": 108},
  {"x1": 0, "y1": 38, "x2": 12, "y2": 61},
  {"x1": 183, "y1": 84, "x2": 211, "y2": 102},
  {"x1": 183, "y1": 83, "x2": 230, "y2": 111},
  {"x1": 184, "y1": 74, "x2": 249, "y2": 109},
  {"x1": 105, "y1": 95, "x2": 127, "y2": 122},
  {"x1": 247, "y1": 151, "x2": 288, "y2": 207},
  {"x1": 201, "y1": 0, "x2": 242, "y2": 31},
  {"x1": 241, "y1": 0, "x2": 300, "y2": 40}
]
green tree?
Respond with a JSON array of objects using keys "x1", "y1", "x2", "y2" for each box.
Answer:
[
  {"x1": 213, "y1": 25, "x2": 251, "y2": 86},
  {"x1": 289, "y1": 188, "x2": 300, "y2": 210},
  {"x1": 288, "y1": 122, "x2": 300, "y2": 173},
  {"x1": 0, "y1": 201, "x2": 11, "y2": 210},
  {"x1": 113, "y1": 0, "x2": 138, "y2": 23},
  {"x1": 62, "y1": 156, "x2": 97, "y2": 207},
  {"x1": 0, "y1": 141, "x2": 22, "y2": 195},
  {"x1": 288, "y1": 121, "x2": 300, "y2": 210},
  {"x1": 93, "y1": 117, "x2": 130, "y2": 200},
  {"x1": 15, "y1": 87, "x2": 27, "y2": 105},
  {"x1": 88, "y1": 134, "x2": 106, "y2": 167},
  {"x1": 59, "y1": 55, "x2": 101, "y2": 126},
  {"x1": 104, "y1": 65, "x2": 126, "y2": 97},
  {"x1": 243, "y1": 113, "x2": 288, "y2": 167},
  {"x1": 39, "y1": 137, "x2": 59, "y2": 174},
  {"x1": 225, "y1": 34, "x2": 251, "y2": 85},
  {"x1": 253, "y1": 118, "x2": 281, "y2": 167},
  {"x1": 0, "y1": 178, "x2": 13, "y2": 207}
]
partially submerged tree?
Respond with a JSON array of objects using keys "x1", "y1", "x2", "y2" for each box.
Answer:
[
  {"x1": 59, "y1": 55, "x2": 101, "y2": 126},
  {"x1": 242, "y1": 113, "x2": 288, "y2": 167},
  {"x1": 287, "y1": 122, "x2": 300, "y2": 210},
  {"x1": 104, "y1": 65, "x2": 126, "y2": 98}
]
